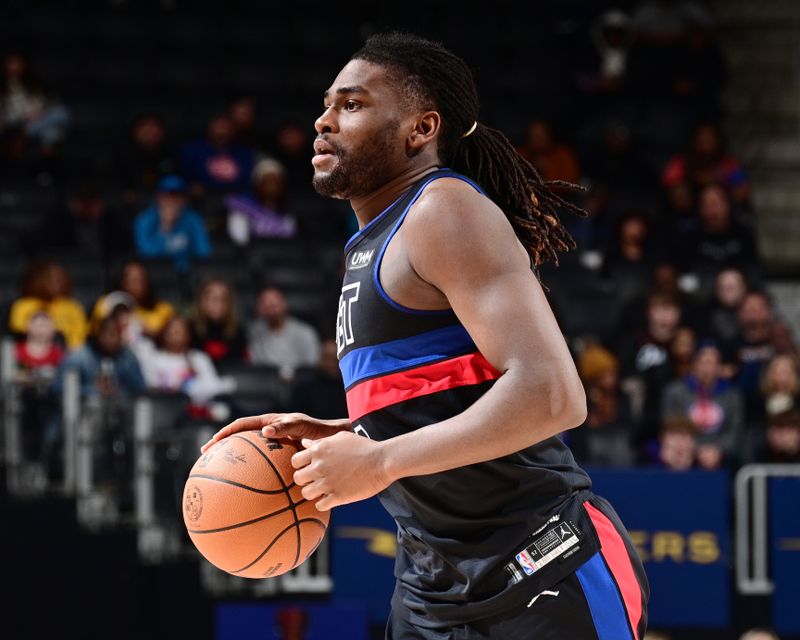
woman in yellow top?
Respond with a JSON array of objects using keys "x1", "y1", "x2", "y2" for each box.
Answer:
[
  {"x1": 8, "y1": 262, "x2": 88, "y2": 349},
  {"x1": 90, "y1": 260, "x2": 175, "y2": 338}
]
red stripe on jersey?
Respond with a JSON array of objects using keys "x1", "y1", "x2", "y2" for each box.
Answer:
[
  {"x1": 345, "y1": 351, "x2": 501, "y2": 421},
  {"x1": 584, "y1": 501, "x2": 643, "y2": 640}
]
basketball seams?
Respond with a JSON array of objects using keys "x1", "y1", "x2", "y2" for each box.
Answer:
[
  {"x1": 188, "y1": 473, "x2": 296, "y2": 495},
  {"x1": 231, "y1": 433, "x2": 303, "y2": 572},
  {"x1": 187, "y1": 502, "x2": 296, "y2": 534}
]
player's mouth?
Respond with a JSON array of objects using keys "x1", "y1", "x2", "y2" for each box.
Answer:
[{"x1": 312, "y1": 138, "x2": 337, "y2": 168}]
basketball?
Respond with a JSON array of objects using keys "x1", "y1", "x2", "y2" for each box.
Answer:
[{"x1": 182, "y1": 431, "x2": 329, "y2": 579}]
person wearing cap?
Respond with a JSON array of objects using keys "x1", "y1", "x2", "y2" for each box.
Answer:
[
  {"x1": 224, "y1": 157, "x2": 298, "y2": 245},
  {"x1": 133, "y1": 175, "x2": 211, "y2": 271}
]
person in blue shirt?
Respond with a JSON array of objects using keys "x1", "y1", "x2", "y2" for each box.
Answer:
[{"x1": 133, "y1": 175, "x2": 211, "y2": 271}]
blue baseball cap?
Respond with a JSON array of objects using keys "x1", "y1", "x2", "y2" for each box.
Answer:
[{"x1": 157, "y1": 175, "x2": 187, "y2": 194}]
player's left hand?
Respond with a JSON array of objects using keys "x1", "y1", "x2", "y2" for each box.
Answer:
[{"x1": 292, "y1": 431, "x2": 391, "y2": 511}]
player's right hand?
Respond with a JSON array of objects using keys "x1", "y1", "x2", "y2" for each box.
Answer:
[{"x1": 200, "y1": 413, "x2": 350, "y2": 453}]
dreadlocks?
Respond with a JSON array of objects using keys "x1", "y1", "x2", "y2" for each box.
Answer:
[{"x1": 352, "y1": 32, "x2": 587, "y2": 269}]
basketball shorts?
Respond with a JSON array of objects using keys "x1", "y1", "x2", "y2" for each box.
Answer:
[{"x1": 386, "y1": 495, "x2": 649, "y2": 640}]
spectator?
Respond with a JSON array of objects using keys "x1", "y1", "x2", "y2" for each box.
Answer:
[
  {"x1": 727, "y1": 291, "x2": 780, "y2": 414},
  {"x1": 248, "y1": 286, "x2": 321, "y2": 378},
  {"x1": 14, "y1": 311, "x2": 65, "y2": 465},
  {"x1": 91, "y1": 260, "x2": 175, "y2": 339},
  {"x1": 706, "y1": 268, "x2": 748, "y2": 344},
  {"x1": 571, "y1": 342, "x2": 635, "y2": 467},
  {"x1": 54, "y1": 315, "x2": 145, "y2": 399},
  {"x1": 137, "y1": 315, "x2": 234, "y2": 410},
  {"x1": 656, "y1": 417, "x2": 697, "y2": 471},
  {"x1": 577, "y1": 10, "x2": 632, "y2": 97},
  {"x1": 190, "y1": 278, "x2": 247, "y2": 367},
  {"x1": 0, "y1": 50, "x2": 71, "y2": 155},
  {"x1": 288, "y1": 339, "x2": 348, "y2": 419},
  {"x1": 133, "y1": 175, "x2": 211, "y2": 271},
  {"x1": 757, "y1": 411, "x2": 800, "y2": 464},
  {"x1": 668, "y1": 326, "x2": 697, "y2": 381},
  {"x1": 114, "y1": 113, "x2": 177, "y2": 204},
  {"x1": 661, "y1": 342, "x2": 743, "y2": 469},
  {"x1": 225, "y1": 158, "x2": 298, "y2": 245},
  {"x1": 179, "y1": 113, "x2": 256, "y2": 195},
  {"x1": 684, "y1": 183, "x2": 759, "y2": 297},
  {"x1": 228, "y1": 95, "x2": 266, "y2": 151},
  {"x1": 271, "y1": 120, "x2": 313, "y2": 196},
  {"x1": 660, "y1": 180, "x2": 697, "y2": 245},
  {"x1": 619, "y1": 262, "x2": 702, "y2": 334},
  {"x1": 661, "y1": 123, "x2": 749, "y2": 204},
  {"x1": 8, "y1": 261, "x2": 88, "y2": 349},
  {"x1": 517, "y1": 119, "x2": 581, "y2": 183},
  {"x1": 617, "y1": 291, "x2": 683, "y2": 446},
  {"x1": 601, "y1": 211, "x2": 655, "y2": 304},
  {"x1": 759, "y1": 354, "x2": 800, "y2": 419}
]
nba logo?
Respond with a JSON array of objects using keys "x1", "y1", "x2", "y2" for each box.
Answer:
[{"x1": 516, "y1": 550, "x2": 537, "y2": 576}]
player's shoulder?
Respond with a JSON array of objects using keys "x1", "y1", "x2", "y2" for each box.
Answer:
[{"x1": 407, "y1": 174, "x2": 509, "y2": 239}]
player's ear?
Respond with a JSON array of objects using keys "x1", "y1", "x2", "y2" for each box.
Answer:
[{"x1": 407, "y1": 110, "x2": 441, "y2": 153}]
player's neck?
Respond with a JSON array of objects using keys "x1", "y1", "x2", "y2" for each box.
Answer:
[{"x1": 350, "y1": 163, "x2": 440, "y2": 228}]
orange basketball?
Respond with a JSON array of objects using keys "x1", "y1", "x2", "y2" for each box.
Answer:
[{"x1": 182, "y1": 431, "x2": 329, "y2": 578}]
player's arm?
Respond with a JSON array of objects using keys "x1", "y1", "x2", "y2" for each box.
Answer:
[{"x1": 378, "y1": 180, "x2": 587, "y2": 479}]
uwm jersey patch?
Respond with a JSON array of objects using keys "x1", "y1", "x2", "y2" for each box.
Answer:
[{"x1": 336, "y1": 168, "x2": 593, "y2": 626}]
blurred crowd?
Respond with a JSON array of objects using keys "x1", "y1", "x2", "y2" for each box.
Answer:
[{"x1": 0, "y1": 0, "x2": 798, "y2": 488}]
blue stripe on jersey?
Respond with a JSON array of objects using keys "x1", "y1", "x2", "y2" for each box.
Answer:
[
  {"x1": 338, "y1": 323, "x2": 476, "y2": 389},
  {"x1": 575, "y1": 552, "x2": 635, "y2": 640}
]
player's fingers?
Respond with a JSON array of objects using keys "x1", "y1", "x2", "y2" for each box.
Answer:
[
  {"x1": 201, "y1": 416, "x2": 267, "y2": 452},
  {"x1": 300, "y1": 482, "x2": 325, "y2": 501},
  {"x1": 314, "y1": 494, "x2": 334, "y2": 511},
  {"x1": 291, "y1": 447, "x2": 313, "y2": 470},
  {"x1": 293, "y1": 465, "x2": 317, "y2": 486}
]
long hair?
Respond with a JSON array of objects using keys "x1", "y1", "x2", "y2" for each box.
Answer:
[{"x1": 352, "y1": 32, "x2": 587, "y2": 269}]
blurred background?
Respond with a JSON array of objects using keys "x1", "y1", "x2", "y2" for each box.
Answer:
[{"x1": 0, "y1": 1, "x2": 798, "y2": 639}]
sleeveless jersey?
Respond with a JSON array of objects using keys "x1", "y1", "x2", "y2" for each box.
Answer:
[{"x1": 335, "y1": 168, "x2": 596, "y2": 628}]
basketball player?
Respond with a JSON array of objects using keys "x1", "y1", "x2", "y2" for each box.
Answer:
[{"x1": 203, "y1": 32, "x2": 649, "y2": 640}]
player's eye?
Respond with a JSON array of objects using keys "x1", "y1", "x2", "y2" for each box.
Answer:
[{"x1": 344, "y1": 100, "x2": 360, "y2": 111}]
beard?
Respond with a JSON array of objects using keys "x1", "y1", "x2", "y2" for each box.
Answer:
[{"x1": 312, "y1": 122, "x2": 400, "y2": 199}]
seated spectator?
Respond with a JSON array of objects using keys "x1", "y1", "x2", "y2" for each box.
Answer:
[
  {"x1": 114, "y1": 113, "x2": 177, "y2": 204},
  {"x1": 248, "y1": 286, "x2": 321, "y2": 378},
  {"x1": 619, "y1": 262, "x2": 702, "y2": 333},
  {"x1": 14, "y1": 311, "x2": 65, "y2": 464},
  {"x1": 656, "y1": 417, "x2": 697, "y2": 471},
  {"x1": 601, "y1": 210, "x2": 655, "y2": 303},
  {"x1": 288, "y1": 339, "x2": 348, "y2": 419},
  {"x1": 571, "y1": 342, "x2": 635, "y2": 467},
  {"x1": 91, "y1": 260, "x2": 175, "y2": 339},
  {"x1": 137, "y1": 315, "x2": 234, "y2": 411},
  {"x1": 190, "y1": 278, "x2": 247, "y2": 366},
  {"x1": 661, "y1": 342, "x2": 743, "y2": 469},
  {"x1": 133, "y1": 175, "x2": 211, "y2": 271},
  {"x1": 661, "y1": 123, "x2": 749, "y2": 204},
  {"x1": 271, "y1": 120, "x2": 313, "y2": 196},
  {"x1": 228, "y1": 95, "x2": 266, "y2": 151},
  {"x1": 179, "y1": 114, "x2": 256, "y2": 196},
  {"x1": 705, "y1": 268, "x2": 748, "y2": 344},
  {"x1": 225, "y1": 158, "x2": 298, "y2": 245},
  {"x1": 660, "y1": 180, "x2": 697, "y2": 245},
  {"x1": 8, "y1": 261, "x2": 87, "y2": 349},
  {"x1": 753, "y1": 411, "x2": 800, "y2": 464},
  {"x1": 517, "y1": 119, "x2": 581, "y2": 183},
  {"x1": 617, "y1": 291, "x2": 683, "y2": 443},
  {"x1": 0, "y1": 50, "x2": 71, "y2": 156},
  {"x1": 759, "y1": 354, "x2": 800, "y2": 419},
  {"x1": 724, "y1": 291, "x2": 793, "y2": 418},
  {"x1": 575, "y1": 10, "x2": 632, "y2": 98},
  {"x1": 54, "y1": 315, "x2": 145, "y2": 399},
  {"x1": 685, "y1": 184, "x2": 758, "y2": 290},
  {"x1": 668, "y1": 326, "x2": 697, "y2": 380}
]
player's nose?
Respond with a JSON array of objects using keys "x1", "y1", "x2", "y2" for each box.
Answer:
[{"x1": 315, "y1": 106, "x2": 337, "y2": 135}]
